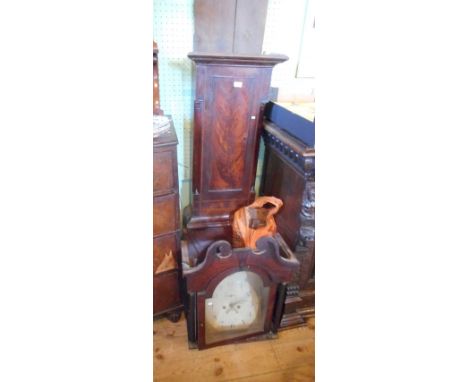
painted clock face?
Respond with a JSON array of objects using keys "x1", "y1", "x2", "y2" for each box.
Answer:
[{"x1": 204, "y1": 271, "x2": 270, "y2": 345}]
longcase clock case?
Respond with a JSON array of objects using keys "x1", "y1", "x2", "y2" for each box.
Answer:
[{"x1": 183, "y1": 53, "x2": 288, "y2": 264}]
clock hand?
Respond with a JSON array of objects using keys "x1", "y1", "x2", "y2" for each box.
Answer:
[
  {"x1": 225, "y1": 305, "x2": 238, "y2": 314},
  {"x1": 229, "y1": 298, "x2": 247, "y2": 307}
]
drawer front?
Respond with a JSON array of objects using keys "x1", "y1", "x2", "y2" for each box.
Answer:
[
  {"x1": 154, "y1": 147, "x2": 178, "y2": 196},
  {"x1": 153, "y1": 270, "x2": 181, "y2": 315},
  {"x1": 153, "y1": 232, "x2": 179, "y2": 274},
  {"x1": 153, "y1": 193, "x2": 179, "y2": 235}
]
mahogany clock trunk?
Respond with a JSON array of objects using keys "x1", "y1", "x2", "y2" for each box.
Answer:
[{"x1": 184, "y1": 53, "x2": 288, "y2": 263}]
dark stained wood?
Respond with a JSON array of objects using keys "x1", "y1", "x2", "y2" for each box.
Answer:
[
  {"x1": 153, "y1": 233, "x2": 178, "y2": 273},
  {"x1": 153, "y1": 270, "x2": 183, "y2": 315},
  {"x1": 183, "y1": 235, "x2": 299, "y2": 349},
  {"x1": 194, "y1": 0, "x2": 268, "y2": 55},
  {"x1": 182, "y1": 215, "x2": 232, "y2": 266},
  {"x1": 260, "y1": 121, "x2": 315, "y2": 329},
  {"x1": 185, "y1": 292, "x2": 197, "y2": 347},
  {"x1": 187, "y1": 53, "x2": 288, "y2": 65},
  {"x1": 153, "y1": 193, "x2": 179, "y2": 236},
  {"x1": 153, "y1": 120, "x2": 183, "y2": 320},
  {"x1": 153, "y1": 148, "x2": 178, "y2": 196},
  {"x1": 262, "y1": 151, "x2": 303, "y2": 248},
  {"x1": 272, "y1": 283, "x2": 287, "y2": 334},
  {"x1": 184, "y1": 53, "x2": 288, "y2": 264}
]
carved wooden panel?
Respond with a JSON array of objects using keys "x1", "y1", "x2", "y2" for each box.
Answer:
[
  {"x1": 153, "y1": 148, "x2": 177, "y2": 196},
  {"x1": 153, "y1": 193, "x2": 179, "y2": 236},
  {"x1": 260, "y1": 121, "x2": 315, "y2": 329}
]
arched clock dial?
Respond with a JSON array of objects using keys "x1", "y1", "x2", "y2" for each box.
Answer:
[{"x1": 205, "y1": 271, "x2": 261, "y2": 331}]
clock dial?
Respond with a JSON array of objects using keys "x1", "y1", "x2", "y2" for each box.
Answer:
[
  {"x1": 204, "y1": 271, "x2": 270, "y2": 345},
  {"x1": 206, "y1": 271, "x2": 259, "y2": 331}
]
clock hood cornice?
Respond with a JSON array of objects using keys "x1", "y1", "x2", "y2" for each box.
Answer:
[{"x1": 188, "y1": 52, "x2": 289, "y2": 66}]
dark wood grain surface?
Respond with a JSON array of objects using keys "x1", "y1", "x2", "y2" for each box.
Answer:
[
  {"x1": 183, "y1": 235, "x2": 299, "y2": 349},
  {"x1": 260, "y1": 121, "x2": 315, "y2": 329},
  {"x1": 153, "y1": 233, "x2": 178, "y2": 273},
  {"x1": 153, "y1": 120, "x2": 183, "y2": 320},
  {"x1": 153, "y1": 149, "x2": 178, "y2": 196},
  {"x1": 184, "y1": 54, "x2": 288, "y2": 264}
]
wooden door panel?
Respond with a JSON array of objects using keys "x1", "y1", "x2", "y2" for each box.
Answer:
[{"x1": 202, "y1": 75, "x2": 255, "y2": 199}]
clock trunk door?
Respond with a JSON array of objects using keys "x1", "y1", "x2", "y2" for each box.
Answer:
[{"x1": 201, "y1": 72, "x2": 259, "y2": 202}]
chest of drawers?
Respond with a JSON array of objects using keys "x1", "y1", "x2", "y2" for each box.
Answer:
[{"x1": 153, "y1": 120, "x2": 183, "y2": 322}]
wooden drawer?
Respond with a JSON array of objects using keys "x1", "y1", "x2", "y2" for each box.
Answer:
[
  {"x1": 153, "y1": 270, "x2": 181, "y2": 315},
  {"x1": 154, "y1": 147, "x2": 178, "y2": 196},
  {"x1": 153, "y1": 193, "x2": 179, "y2": 236},
  {"x1": 153, "y1": 232, "x2": 179, "y2": 273}
]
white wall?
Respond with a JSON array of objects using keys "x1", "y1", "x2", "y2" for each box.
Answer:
[{"x1": 263, "y1": 0, "x2": 315, "y2": 102}]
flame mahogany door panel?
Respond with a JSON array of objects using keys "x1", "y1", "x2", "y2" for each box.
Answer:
[
  {"x1": 202, "y1": 71, "x2": 257, "y2": 201},
  {"x1": 184, "y1": 54, "x2": 288, "y2": 260}
]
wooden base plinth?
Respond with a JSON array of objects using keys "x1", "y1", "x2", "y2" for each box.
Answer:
[
  {"x1": 183, "y1": 205, "x2": 233, "y2": 265},
  {"x1": 279, "y1": 286, "x2": 315, "y2": 330},
  {"x1": 153, "y1": 305, "x2": 184, "y2": 323}
]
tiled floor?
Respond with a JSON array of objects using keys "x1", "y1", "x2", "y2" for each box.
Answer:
[{"x1": 154, "y1": 315, "x2": 314, "y2": 381}]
